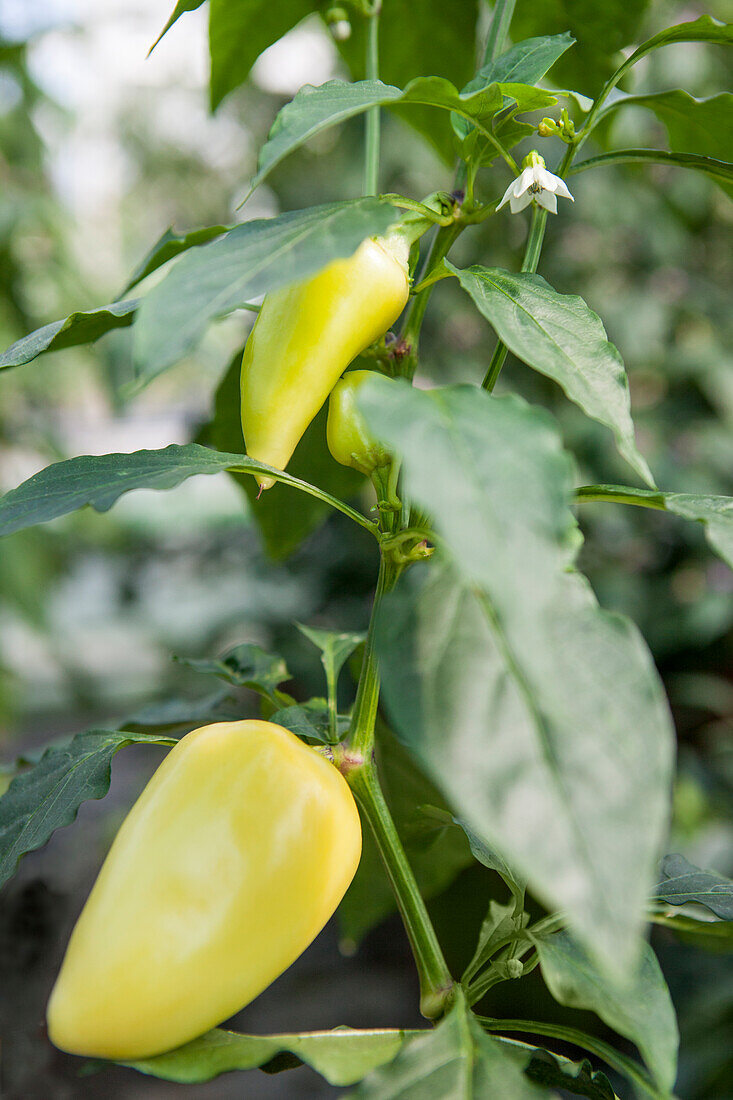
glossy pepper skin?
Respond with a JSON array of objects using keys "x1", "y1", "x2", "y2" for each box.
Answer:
[
  {"x1": 327, "y1": 369, "x2": 392, "y2": 475},
  {"x1": 47, "y1": 720, "x2": 361, "y2": 1061},
  {"x1": 240, "y1": 234, "x2": 409, "y2": 489}
]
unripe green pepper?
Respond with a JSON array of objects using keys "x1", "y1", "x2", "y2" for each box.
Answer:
[
  {"x1": 47, "y1": 720, "x2": 361, "y2": 1060},
  {"x1": 327, "y1": 369, "x2": 391, "y2": 475},
  {"x1": 240, "y1": 233, "x2": 410, "y2": 489}
]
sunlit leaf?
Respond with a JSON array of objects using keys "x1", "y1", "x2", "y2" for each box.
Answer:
[
  {"x1": 449, "y1": 265, "x2": 654, "y2": 487},
  {"x1": 363, "y1": 381, "x2": 674, "y2": 978}
]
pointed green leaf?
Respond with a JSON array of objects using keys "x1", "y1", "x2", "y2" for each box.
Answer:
[
  {"x1": 0, "y1": 444, "x2": 373, "y2": 539},
  {"x1": 149, "y1": 0, "x2": 206, "y2": 55},
  {"x1": 133, "y1": 199, "x2": 400, "y2": 381},
  {"x1": 0, "y1": 730, "x2": 175, "y2": 889},
  {"x1": 463, "y1": 900, "x2": 527, "y2": 985},
  {"x1": 297, "y1": 624, "x2": 365, "y2": 684},
  {"x1": 454, "y1": 32, "x2": 575, "y2": 143},
  {"x1": 449, "y1": 264, "x2": 654, "y2": 487},
  {"x1": 269, "y1": 700, "x2": 349, "y2": 744},
  {"x1": 362, "y1": 381, "x2": 674, "y2": 977},
  {"x1": 535, "y1": 932, "x2": 678, "y2": 1093},
  {"x1": 119, "y1": 224, "x2": 229, "y2": 296},
  {"x1": 653, "y1": 854, "x2": 733, "y2": 920},
  {"x1": 209, "y1": 0, "x2": 315, "y2": 110},
  {"x1": 467, "y1": 33, "x2": 575, "y2": 88},
  {"x1": 0, "y1": 300, "x2": 138, "y2": 371},
  {"x1": 125, "y1": 1025, "x2": 417, "y2": 1086},
  {"x1": 618, "y1": 16, "x2": 732, "y2": 73},
  {"x1": 178, "y1": 643, "x2": 290, "y2": 697},
  {"x1": 251, "y1": 77, "x2": 555, "y2": 193},
  {"x1": 570, "y1": 149, "x2": 733, "y2": 190},
  {"x1": 575, "y1": 485, "x2": 733, "y2": 571},
  {"x1": 523, "y1": 1049, "x2": 615, "y2": 1100},
  {"x1": 351, "y1": 1000, "x2": 544, "y2": 1098}
]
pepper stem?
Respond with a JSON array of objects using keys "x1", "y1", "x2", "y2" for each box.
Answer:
[{"x1": 348, "y1": 553, "x2": 455, "y2": 1017}]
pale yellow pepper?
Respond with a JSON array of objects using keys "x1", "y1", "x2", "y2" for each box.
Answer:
[
  {"x1": 241, "y1": 234, "x2": 410, "y2": 489},
  {"x1": 47, "y1": 720, "x2": 361, "y2": 1060},
  {"x1": 327, "y1": 369, "x2": 393, "y2": 475}
]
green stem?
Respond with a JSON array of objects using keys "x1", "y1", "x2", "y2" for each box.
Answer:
[
  {"x1": 349, "y1": 554, "x2": 397, "y2": 756},
  {"x1": 399, "y1": 0, "x2": 517, "y2": 367},
  {"x1": 363, "y1": 2, "x2": 381, "y2": 196},
  {"x1": 348, "y1": 761, "x2": 455, "y2": 1018},
  {"x1": 481, "y1": 204, "x2": 547, "y2": 391},
  {"x1": 575, "y1": 484, "x2": 667, "y2": 510},
  {"x1": 399, "y1": 224, "x2": 462, "y2": 380},
  {"x1": 481, "y1": 0, "x2": 517, "y2": 66},
  {"x1": 481, "y1": 140, "x2": 576, "y2": 392},
  {"x1": 346, "y1": 551, "x2": 454, "y2": 1018},
  {"x1": 478, "y1": 1017, "x2": 667, "y2": 1100}
]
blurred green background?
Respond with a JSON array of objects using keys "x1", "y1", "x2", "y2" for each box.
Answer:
[{"x1": 0, "y1": 0, "x2": 731, "y2": 1096}]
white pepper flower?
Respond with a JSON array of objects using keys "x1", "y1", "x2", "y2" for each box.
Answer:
[{"x1": 497, "y1": 151, "x2": 574, "y2": 215}]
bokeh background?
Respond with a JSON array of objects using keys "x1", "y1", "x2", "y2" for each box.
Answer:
[{"x1": 0, "y1": 0, "x2": 731, "y2": 1096}]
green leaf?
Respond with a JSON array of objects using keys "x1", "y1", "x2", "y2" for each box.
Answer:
[
  {"x1": 149, "y1": 0, "x2": 206, "y2": 55},
  {"x1": 420, "y1": 807, "x2": 524, "y2": 894},
  {"x1": 363, "y1": 381, "x2": 674, "y2": 978},
  {"x1": 449, "y1": 264, "x2": 654, "y2": 487},
  {"x1": 119, "y1": 224, "x2": 229, "y2": 296},
  {"x1": 617, "y1": 15, "x2": 733, "y2": 74},
  {"x1": 351, "y1": 999, "x2": 545, "y2": 1098},
  {"x1": 575, "y1": 485, "x2": 733, "y2": 571},
  {"x1": 453, "y1": 32, "x2": 575, "y2": 145},
  {"x1": 602, "y1": 90, "x2": 732, "y2": 160},
  {"x1": 0, "y1": 443, "x2": 372, "y2": 540},
  {"x1": 463, "y1": 900, "x2": 528, "y2": 985},
  {"x1": 252, "y1": 80, "x2": 402, "y2": 192},
  {"x1": 297, "y1": 623, "x2": 364, "y2": 743},
  {"x1": 339, "y1": 724, "x2": 473, "y2": 946},
  {"x1": 535, "y1": 932, "x2": 679, "y2": 1093},
  {"x1": 0, "y1": 730, "x2": 174, "y2": 889},
  {"x1": 269, "y1": 699, "x2": 348, "y2": 744},
  {"x1": 570, "y1": 149, "x2": 733, "y2": 190},
  {"x1": 335, "y1": 0, "x2": 480, "y2": 164},
  {"x1": 297, "y1": 624, "x2": 365, "y2": 686},
  {"x1": 653, "y1": 854, "x2": 733, "y2": 920},
  {"x1": 0, "y1": 300, "x2": 138, "y2": 371},
  {"x1": 124, "y1": 1025, "x2": 417, "y2": 1086},
  {"x1": 251, "y1": 77, "x2": 555, "y2": 194},
  {"x1": 480, "y1": 1018, "x2": 649, "y2": 1099},
  {"x1": 133, "y1": 198, "x2": 400, "y2": 381},
  {"x1": 469, "y1": 33, "x2": 576, "y2": 87},
  {"x1": 178, "y1": 642, "x2": 290, "y2": 698},
  {"x1": 199, "y1": 348, "x2": 366, "y2": 558},
  {"x1": 208, "y1": 0, "x2": 315, "y2": 110},
  {"x1": 523, "y1": 1049, "x2": 616, "y2": 1100}
]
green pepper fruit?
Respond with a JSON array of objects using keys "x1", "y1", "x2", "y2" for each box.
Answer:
[
  {"x1": 326, "y1": 369, "x2": 392, "y2": 475},
  {"x1": 47, "y1": 720, "x2": 362, "y2": 1060},
  {"x1": 240, "y1": 233, "x2": 410, "y2": 489}
]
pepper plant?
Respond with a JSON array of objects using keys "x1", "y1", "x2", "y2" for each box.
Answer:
[{"x1": 1, "y1": 0, "x2": 733, "y2": 1096}]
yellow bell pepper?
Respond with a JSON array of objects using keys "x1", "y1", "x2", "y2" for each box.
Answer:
[
  {"x1": 241, "y1": 233, "x2": 410, "y2": 489},
  {"x1": 327, "y1": 369, "x2": 392, "y2": 475},
  {"x1": 47, "y1": 720, "x2": 361, "y2": 1060}
]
